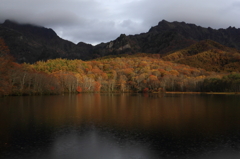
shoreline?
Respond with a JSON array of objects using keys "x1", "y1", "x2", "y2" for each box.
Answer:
[
  {"x1": 1, "y1": 91, "x2": 240, "y2": 97},
  {"x1": 165, "y1": 92, "x2": 240, "y2": 95}
]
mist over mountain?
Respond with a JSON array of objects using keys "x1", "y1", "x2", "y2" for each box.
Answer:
[{"x1": 0, "y1": 19, "x2": 240, "y2": 63}]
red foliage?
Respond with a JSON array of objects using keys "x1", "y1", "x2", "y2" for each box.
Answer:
[
  {"x1": 85, "y1": 68, "x2": 89, "y2": 72},
  {"x1": 143, "y1": 87, "x2": 149, "y2": 93},
  {"x1": 76, "y1": 86, "x2": 82, "y2": 93}
]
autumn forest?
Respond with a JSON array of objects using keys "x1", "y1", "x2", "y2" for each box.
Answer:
[{"x1": 1, "y1": 38, "x2": 240, "y2": 96}]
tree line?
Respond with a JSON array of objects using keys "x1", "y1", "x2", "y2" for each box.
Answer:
[{"x1": 0, "y1": 38, "x2": 240, "y2": 96}]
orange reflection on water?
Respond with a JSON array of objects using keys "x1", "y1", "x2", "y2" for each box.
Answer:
[{"x1": 1, "y1": 94, "x2": 240, "y2": 138}]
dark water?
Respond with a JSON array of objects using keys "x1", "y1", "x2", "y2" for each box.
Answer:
[{"x1": 0, "y1": 93, "x2": 240, "y2": 159}]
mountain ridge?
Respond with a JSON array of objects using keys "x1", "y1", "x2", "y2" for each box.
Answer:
[
  {"x1": 0, "y1": 20, "x2": 94, "y2": 63},
  {"x1": 93, "y1": 20, "x2": 240, "y2": 57},
  {"x1": 1, "y1": 19, "x2": 240, "y2": 63}
]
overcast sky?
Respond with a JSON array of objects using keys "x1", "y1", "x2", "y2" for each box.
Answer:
[{"x1": 1, "y1": 0, "x2": 240, "y2": 45}]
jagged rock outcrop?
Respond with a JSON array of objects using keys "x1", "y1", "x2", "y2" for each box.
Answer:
[
  {"x1": 0, "y1": 19, "x2": 240, "y2": 63},
  {"x1": 93, "y1": 20, "x2": 240, "y2": 57}
]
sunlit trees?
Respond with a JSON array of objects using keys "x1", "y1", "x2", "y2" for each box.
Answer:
[
  {"x1": 118, "y1": 75, "x2": 127, "y2": 92},
  {"x1": 81, "y1": 75, "x2": 95, "y2": 91},
  {"x1": 2, "y1": 48, "x2": 239, "y2": 95},
  {"x1": 147, "y1": 75, "x2": 161, "y2": 92}
]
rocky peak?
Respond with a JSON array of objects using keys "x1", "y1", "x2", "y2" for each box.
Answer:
[
  {"x1": 117, "y1": 34, "x2": 127, "y2": 40},
  {"x1": 77, "y1": 42, "x2": 93, "y2": 47},
  {"x1": 149, "y1": 20, "x2": 199, "y2": 33},
  {"x1": 105, "y1": 34, "x2": 132, "y2": 50}
]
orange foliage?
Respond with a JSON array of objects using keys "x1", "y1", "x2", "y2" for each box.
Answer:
[
  {"x1": 91, "y1": 68, "x2": 102, "y2": 74},
  {"x1": 1, "y1": 49, "x2": 231, "y2": 95},
  {"x1": 169, "y1": 70, "x2": 179, "y2": 76},
  {"x1": 123, "y1": 68, "x2": 134, "y2": 75},
  {"x1": 149, "y1": 75, "x2": 158, "y2": 81},
  {"x1": 94, "y1": 81, "x2": 101, "y2": 92}
]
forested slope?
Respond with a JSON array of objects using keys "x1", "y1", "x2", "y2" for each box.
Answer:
[
  {"x1": 1, "y1": 37, "x2": 239, "y2": 96},
  {"x1": 162, "y1": 40, "x2": 240, "y2": 72}
]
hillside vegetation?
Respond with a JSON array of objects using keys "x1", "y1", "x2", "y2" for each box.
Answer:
[
  {"x1": 162, "y1": 40, "x2": 240, "y2": 72},
  {"x1": 1, "y1": 38, "x2": 240, "y2": 96}
]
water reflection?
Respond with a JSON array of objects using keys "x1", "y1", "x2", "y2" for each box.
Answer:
[
  {"x1": 0, "y1": 93, "x2": 240, "y2": 159},
  {"x1": 1, "y1": 94, "x2": 240, "y2": 133},
  {"x1": 50, "y1": 126, "x2": 157, "y2": 159}
]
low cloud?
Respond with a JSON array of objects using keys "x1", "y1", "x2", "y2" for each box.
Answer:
[{"x1": 1, "y1": 0, "x2": 240, "y2": 44}]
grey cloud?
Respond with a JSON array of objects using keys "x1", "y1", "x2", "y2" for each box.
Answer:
[
  {"x1": 122, "y1": 0, "x2": 233, "y2": 28},
  {"x1": 0, "y1": 0, "x2": 103, "y2": 24},
  {"x1": 1, "y1": 0, "x2": 240, "y2": 45},
  {"x1": 120, "y1": 20, "x2": 134, "y2": 29},
  {"x1": 33, "y1": 10, "x2": 83, "y2": 27},
  {"x1": 55, "y1": 19, "x2": 117, "y2": 44}
]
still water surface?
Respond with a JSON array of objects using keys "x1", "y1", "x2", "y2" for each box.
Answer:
[{"x1": 0, "y1": 93, "x2": 240, "y2": 159}]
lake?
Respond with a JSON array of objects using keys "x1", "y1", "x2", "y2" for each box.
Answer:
[{"x1": 0, "y1": 93, "x2": 240, "y2": 159}]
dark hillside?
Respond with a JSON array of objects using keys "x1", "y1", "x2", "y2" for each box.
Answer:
[
  {"x1": 1, "y1": 19, "x2": 240, "y2": 63},
  {"x1": 0, "y1": 20, "x2": 93, "y2": 63}
]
